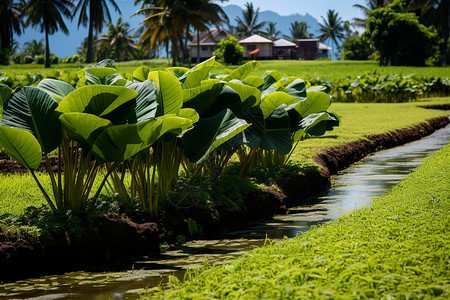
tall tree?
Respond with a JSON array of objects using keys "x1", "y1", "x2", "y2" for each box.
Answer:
[
  {"x1": 263, "y1": 22, "x2": 281, "y2": 41},
  {"x1": 23, "y1": 0, "x2": 74, "y2": 68},
  {"x1": 96, "y1": 17, "x2": 138, "y2": 62},
  {"x1": 353, "y1": 0, "x2": 393, "y2": 28},
  {"x1": 318, "y1": 9, "x2": 344, "y2": 59},
  {"x1": 23, "y1": 38, "x2": 45, "y2": 56},
  {"x1": 73, "y1": 0, "x2": 121, "y2": 63},
  {"x1": 0, "y1": 0, "x2": 23, "y2": 51},
  {"x1": 282, "y1": 21, "x2": 312, "y2": 41},
  {"x1": 235, "y1": 2, "x2": 267, "y2": 38}
]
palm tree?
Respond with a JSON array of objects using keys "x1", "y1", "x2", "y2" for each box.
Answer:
[
  {"x1": 282, "y1": 21, "x2": 312, "y2": 41},
  {"x1": 263, "y1": 22, "x2": 281, "y2": 41},
  {"x1": 96, "y1": 17, "x2": 138, "y2": 62},
  {"x1": 23, "y1": 38, "x2": 45, "y2": 56},
  {"x1": 318, "y1": 9, "x2": 344, "y2": 59},
  {"x1": 23, "y1": 0, "x2": 74, "y2": 68},
  {"x1": 73, "y1": 0, "x2": 121, "y2": 63},
  {"x1": 353, "y1": 0, "x2": 393, "y2": 28},
  {"x1": 235, "y1": 2, "x2": 267, "y2": 38},
  {"x1": 0, "y1": 0, "x2": 23, "y2": 51}
]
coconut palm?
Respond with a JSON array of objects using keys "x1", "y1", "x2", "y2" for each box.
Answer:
[
  {"x1": 235, "y1": 2, "x2": 267, "y2": 38},
  {"x1": 263, "y1": 22, "x2": 281, "y2": 41},
  {"x1": 353, "y1": 0, "x2": 393, "y2": 28},
  {"x1": 283, "y1": 21, "x2": 312, "y2": 41},
  {"x1": 0, "y1": 0, "x2": 23, "y2": 51},
  {"x1": 318, "y1": 9, "x2": 344, "y2": 59},
  {"x1": 96, "y1": 17, "x2": 138, "y2": 62},
  {"x1": 73, "y1": 0, "x2": 121, "y2": 63},
  {"x1": 23, "y1": 0, "x2": 74, "y2": 68},
  {"x1": 23, "y1": 38, "x2": 45, "y2": 56}
]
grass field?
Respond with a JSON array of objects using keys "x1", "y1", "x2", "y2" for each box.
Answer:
[
  {"x1": 143, "y1": 144, "x2": 450, "y2": 299},
  {"x1": 2, "y1": 60, "x2": 450, "y2": 78},
  {"x1": 0, "y1": 97, "x2": 448, "y2": 217}
]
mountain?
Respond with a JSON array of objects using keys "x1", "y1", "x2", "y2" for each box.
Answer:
[
  {"x1": 223, "y1": 5, "x2": 320, "y2": 39},
  {"x1": 14, "y1": 3, "x2": 322, "y2": 58}
]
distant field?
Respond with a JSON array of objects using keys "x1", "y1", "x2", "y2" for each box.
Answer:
[{"x1": 2, "y1": 59, "x2": 450, "y2": 78}]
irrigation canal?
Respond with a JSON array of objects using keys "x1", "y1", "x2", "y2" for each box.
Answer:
[{"x1": 1, "y1": 123, "x2": 449, "y2": 299}]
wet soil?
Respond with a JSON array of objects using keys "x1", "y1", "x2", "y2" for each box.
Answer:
[{"x1": 0, "y1": 116, "x2": 448, "y2": 283}]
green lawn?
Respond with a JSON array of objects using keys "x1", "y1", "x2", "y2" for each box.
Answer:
[
  {"x1": 143, "y1": 144, "x2": 450, "y2": 299},
  {"x1": 2, "y1": 60, "x2": 450, "y2": 78}
]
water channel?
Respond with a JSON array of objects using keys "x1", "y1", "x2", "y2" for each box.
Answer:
[{"x1": 1, "y1": 123, "x2": 449, "y2": 299}]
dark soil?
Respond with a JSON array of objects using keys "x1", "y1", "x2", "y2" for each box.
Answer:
[
  {"x1": 419, "y1": 104, "x2": 450, "y2": 111},
  {"x1": 0, "y1": 116, "x2": 448, "y2": 283}
]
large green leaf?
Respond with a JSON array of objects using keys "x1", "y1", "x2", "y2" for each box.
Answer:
[
  {"x1": 77, "y1": 67, "x2": 126, "y2": 87},
  {"x1": 92, "y1": 115, "x2": 194, "y2": 163},
  {"x1": 0, "y1": 126, "x2": 42, "y2": 170},
  {"x1": 243, "y1": 76, "x2": 264, "y2": 89},
  {"x1": 37, "y1": 79, "x2": 75, "y2": 103},
  {"x1": 166, "y1": 67, "x2": 190, "y2": 78},
  {"x1": 292, "y1": 112, "x2": 340, "y2": 142},
  {"x1": 57, "y1": 85, "x2": 138, "y2": 120},
  {"x1": 261, "y1": 70, "x2": 282, "y2": 91},
  {"x1": 59, "y1": 113, "x2": 112, "y2": 146},
  {"x1": 182, "y1": 83, "x2": 225, "y2": 117},
  {"x1": 260, "y1": 105, "x2": 292, "y2": 154},
  {"x1": 295, "y1": 91, "x2": 331, "y2": 117},
  {"x1": 127, "y1": 80, "x2": 159, "y2": 123},
  {"x1": 281, "y1": 78, "x2": 307, "y2": 100},
  {"x1": 1, "y1": 86, "x2": 61, "y2": 154},
  {"x1": 148, "y1": 71, "x2": 183, "y2": 116},
  {"x1": 0, "y1": 84, "x2": 12, "y2": 105},
  {"x1": 181, "y1": 109, "x2": 250, "y2": 163},
  {"x1": 260, "y1": 91, "x2": 299, "y2": 118},
  {"x1": 178, "y1": 57, "x2": 216, "y2": 89},
  {"x1": 132, "y1": 66, "x2": 150, "y2": 82},
  {"x1": 223, "y1": 61, "x2": 261, "y2": 81}
]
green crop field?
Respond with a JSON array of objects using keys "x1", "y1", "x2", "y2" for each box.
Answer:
[{"x1": 143, "y1": 144, "x2": 450, "y2": 299}]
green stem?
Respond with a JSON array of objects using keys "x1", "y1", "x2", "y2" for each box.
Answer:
[
  {"x1": 30, "y1": 169, "x2": 56, "y2": 210},
  {"x1": 87, "y1": 161, "x2": 119, "y2": 212}
]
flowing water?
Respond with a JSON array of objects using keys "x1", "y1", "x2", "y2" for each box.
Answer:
[{"x1": 1, "y1": 123, "x2": 449, "y2": 300}]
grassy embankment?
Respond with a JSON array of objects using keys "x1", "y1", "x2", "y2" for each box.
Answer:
[
  {"x1": 2, "y1": 59, "x2": 450, "y2": 78},
  {"x1": 0, "y1": 97, "x2": 448, "y2": 217},
  {"x1": 143, "y1": 144, "x2": 450, "y2": 299}
]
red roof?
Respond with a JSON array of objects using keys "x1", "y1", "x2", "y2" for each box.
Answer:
[{"x1": 249, "y1": 49, "x2": 260, "y2": 55}]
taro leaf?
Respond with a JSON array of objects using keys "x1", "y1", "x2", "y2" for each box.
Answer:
[
  {"x1": 56, "y1": 85, "x2": 138, "y2": 124},
  {"x1": 37, "y1": 79, "x2": 75, "y2": 103},
  {"x1": 127, "y1": 80, "x2": 159, "y2": 123},
  {"x1": 92, "y1": 115, "x2": 194, "y2": 163},
  {"x1": 260, "y1": 91, "x2": 299, "y2": 118},
  {"x1": 243, "y1": 76, "x2": 264, "y2": 89},
  {"x1": 282, "y1": 78, "x2": 307, "y2": 100},
  {"x1": 0, "y1": 126, "x2": 42, "y2": 170},
  {"x1": 182, "y1": 82, "x2": 225, "y2": 117},
  {"x1": 148, "y1": 71, "x2": 183, "y2": 116},
  {"x1": 1, "y1": 86, "x2": 61, "y2": 154},
  {"x1": 222, "y1": 61, "x2": 261, "y2": 82},
  {"x1": 177, "y1": 108, "x2": 199, "y2": 124},
  {"x1": 220, "y1": 106, "x2": 265, "y2": 150},
  {"x1": 306, "y1": 85, "x2": 327, "y2": 92},
  {"x1": 206, "y1": 82, "x2": 261, "y2": 117},
  {"x1": 166, "y1": 67, "x2": 190, "y2": 78},
  {"x1": 132, "y1": 66, "x2": 150, "y2": 82},
  {"x1": 92, "y1": 59, "x2": 117, "y2": 69},
  {"x1": 59, "y1": 113, "x2": 112, "y2": 146},
  {"x1": 0, "y1": 84, "x2": 12, "y2": 105},
  {"x1": 292, "y1": 112, "x2": 340, "y2": 142},
  {"x1": 260, "y1": 104, "x2": 292, "y2": 154},
  {"x1": 296, "y1": 90, "x2": 331, "y2": 118},
  {"x1": 181, "y1": 109, "x2": 250, "y2": 163},
  {"x1": 261, "y1": 70, "x2": 282, "y2": 91},
  {"x1": 178, "y1": 57, "x2": 216, "y2": 89},
  {"x1": 77, "y1": 67, "x2": 126, "y2": 87}
]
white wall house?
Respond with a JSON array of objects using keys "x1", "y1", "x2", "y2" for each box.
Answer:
[
  {"x1": 238, "y1": 34, "x2": 274, "y2": 59},
  {"x1": 188, "y1": 28, "x2": 230, "y2": 62}
]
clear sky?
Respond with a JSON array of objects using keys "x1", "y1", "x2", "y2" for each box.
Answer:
[{"x1": 224, "y1": 0, "x2": 366, "y2": 24}]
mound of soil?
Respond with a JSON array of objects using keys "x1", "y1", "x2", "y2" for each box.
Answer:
[{"x1": 0, "y1": 116, "x2": 448, "y2": 282}]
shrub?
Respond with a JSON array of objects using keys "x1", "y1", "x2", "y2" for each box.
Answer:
[
  {"x1": 213, "y1": 36, "x2": 245, "y2": 65},
  {"x1": 342, "y1": 35, "x2": 373, "y2": 60}
]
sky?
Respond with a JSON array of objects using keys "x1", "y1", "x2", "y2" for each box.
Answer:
[{"x1": 13, "y1": 0, "x2": 366, "y2": 58}]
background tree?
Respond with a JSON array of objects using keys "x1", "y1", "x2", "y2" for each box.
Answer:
[
  {"x1": 342, "y1": 35, "x2": 373, "y2": 60},
  {"x1": 318, "y1": 9, "x2": 344, "y2": 59},
  {"x1": 23, "y1": 0, "x2": 74, "y2": 68},
  {"x1": 353, "y1": 0, "x2": 393, "y2": 28},
  {"x1": 365, "y1": 0, "x2": 438, "y2": 66},
  {"x1": 96, "y1": 17, "x2": 138, "y2": 62},
  {"x1": 73, "y1": 0, "x2": 121, "y2": 63},
  {"x1": 263, "y1": 22, "x2": 281, "y2": 41},
  {"x1": 235, "y1": 2, "x2": 267, "y2": 38},
  {"x1": 23, "y1": 38, "x2": 45, "y2": 56},
  {"x1": 213, "y1": 35, "x2": 244, "y2": 64},
  {"x1": 283, "y1": 21, "x2": 312, "y2": 41},
  {"x1": 0, "y1": 0, "x2": 23, "y2": 52}
]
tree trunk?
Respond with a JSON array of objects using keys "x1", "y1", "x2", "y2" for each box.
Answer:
[
  {"x1": 197, "y1": 29, "x2": 200, "y2": 63},
  {"x1": 86, "y1": 3, "x2": 94, "y2": 63},
  {"x1": 45, "y1": 27, "x2": 50, "y2": 68},
  {"x1": 441, "y1": 1, "x2": 449, "y2": 66}
]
